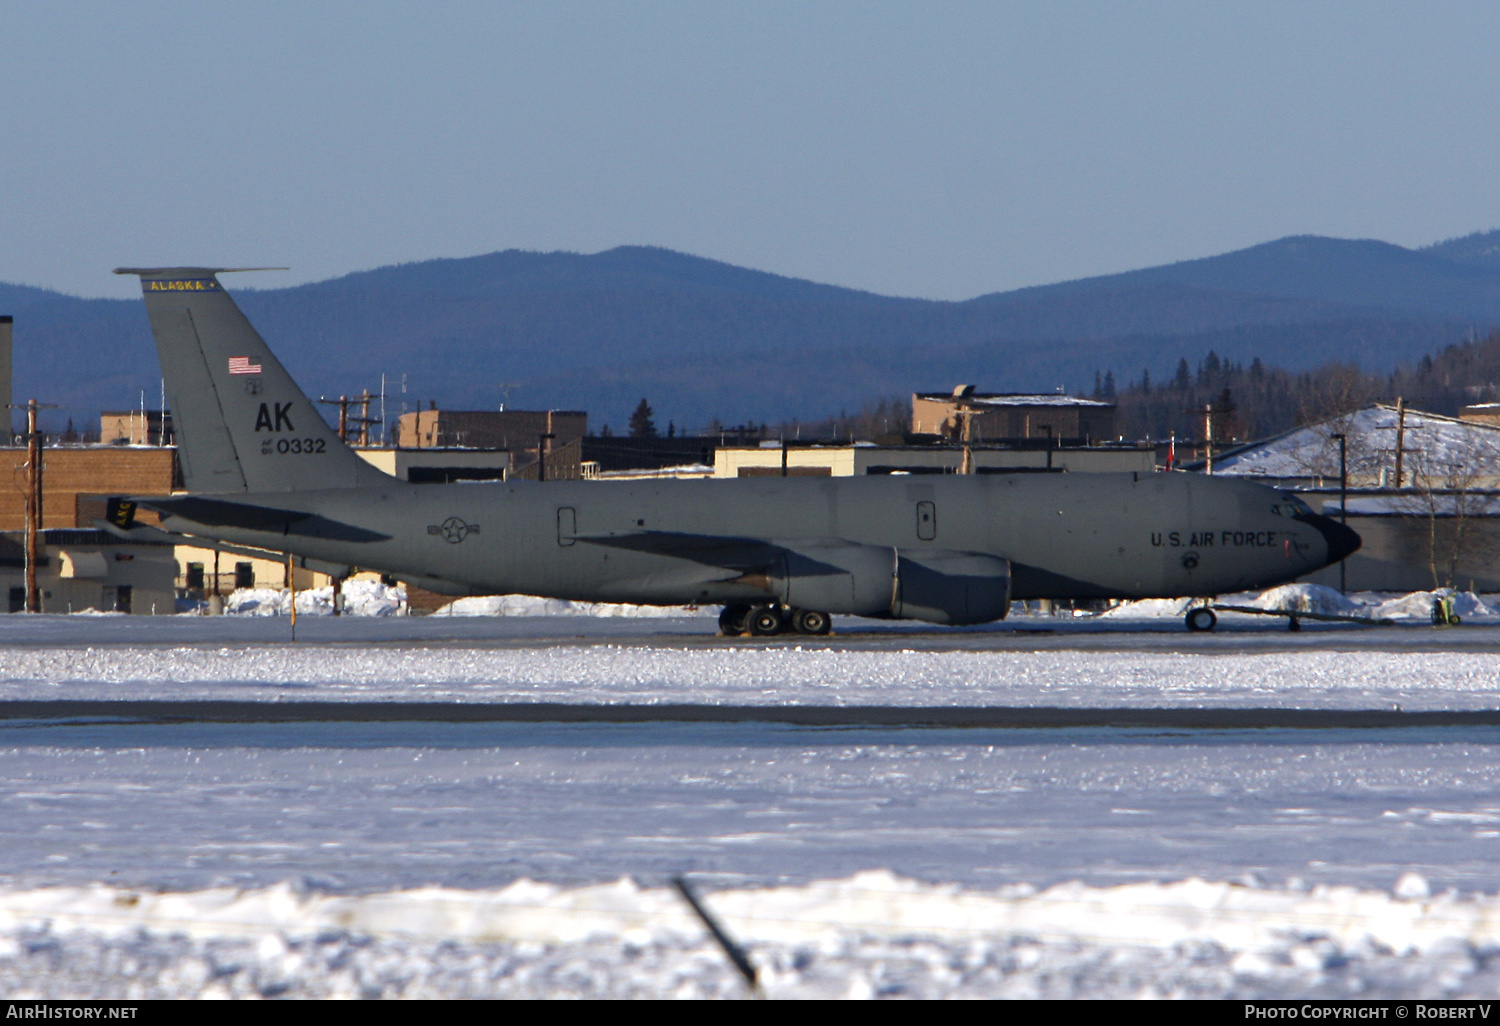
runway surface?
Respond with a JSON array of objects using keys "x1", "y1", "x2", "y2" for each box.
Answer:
[
  {"x1": 5, "y1": 698, "x2": 1500, "y2": 730},
  {"x1": 1, "y1": 613, "x2": 1498, "y2": 894}
]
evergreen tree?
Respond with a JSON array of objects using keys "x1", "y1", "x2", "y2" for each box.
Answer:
[{"x1": 629, "y1": 398, "x2": 658, "y2": 438}]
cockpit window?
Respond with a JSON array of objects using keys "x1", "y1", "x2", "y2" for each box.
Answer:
[{"x1": 1273, "y1": 495, "x2": 1314, "y2": 517}]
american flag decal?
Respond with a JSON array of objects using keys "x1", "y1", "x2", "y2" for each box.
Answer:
[{"x1": 228, "y1": 356, "x2": 262, "y2": 375}]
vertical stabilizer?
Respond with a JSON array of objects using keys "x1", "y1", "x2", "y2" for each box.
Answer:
[{"x1": 116, "y1": 268, "x2": 388, "y2": 493}]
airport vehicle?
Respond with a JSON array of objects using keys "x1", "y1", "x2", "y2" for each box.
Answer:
[{"x1": 107, "y1": 268, "x2": 1360, "y2": 633}]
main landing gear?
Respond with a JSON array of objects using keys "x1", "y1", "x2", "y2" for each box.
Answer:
[{"x1": 719, "y1": 603, "x2": 832, "y2": 637}]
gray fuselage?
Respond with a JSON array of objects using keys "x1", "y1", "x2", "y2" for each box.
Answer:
[{"x1": 161, "y1": 469, "x2": 1351, "y2": 607}]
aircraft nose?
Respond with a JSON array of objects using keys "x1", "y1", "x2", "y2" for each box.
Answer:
[{"x1": 1308, "y1": 515, "x2": 1361, "y2": 564}]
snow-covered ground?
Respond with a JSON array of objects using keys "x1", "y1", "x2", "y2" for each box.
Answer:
[
  {"x1": 8, "y1": 872, "x2": 1500, "y2": 999},
  {"x1": 4, "y1": 600, "x2": 1500, "y2": 997},
  {"x1": 7, "y1": 638, "x2": 1500, "y2": 709}
]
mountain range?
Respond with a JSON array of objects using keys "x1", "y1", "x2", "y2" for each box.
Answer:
[{"x1": 7, "y1": 230, "x2": 1500, "y2": 434}]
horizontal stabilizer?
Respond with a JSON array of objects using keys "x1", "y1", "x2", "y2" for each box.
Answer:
[{"x1": 139, "y1": 495, "x2": 391, "y2": 543}]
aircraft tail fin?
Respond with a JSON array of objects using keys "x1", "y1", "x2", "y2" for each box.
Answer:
[{"x1": 116, "y1": 268, "x2": 389, "y2": 493}]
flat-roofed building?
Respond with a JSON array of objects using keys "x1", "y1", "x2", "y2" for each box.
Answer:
[
  {"x1": 911, "y1": 391, "x2": 1116, "y2": 444},
  {"x1": 100, "y1": 410, "x2": 173, "y2": 446},
  {"x1": 395, "y1": 408, "x2": 586, "y2": 451},
  {"x1": 1460, "y1": 403, "x2": 1500, "y2": 428},
  {"x1": 715, "y1": 442, "x2": 1154, "y2": 478},
  {"x1": 394, "y1": 408, "x2": 587, "y2": 479},
  {"x1": 355, "y1": 447, "x2": 510, "y2": 483},
  {"x1": 0, "y1": 528, "x2": 177, "y2": 615}
]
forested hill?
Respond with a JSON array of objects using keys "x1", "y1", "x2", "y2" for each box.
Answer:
[{"x1": 6, "y1": 233, "x2": 1500, "y2": 433}]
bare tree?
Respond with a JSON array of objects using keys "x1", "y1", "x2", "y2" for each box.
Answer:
[
  {"x1": 1294, "y1": 363, "x2": 1382, "y2": 426},
  {"x1": 1396, "y1": 430, "x2": 1500, "y2": 589}
]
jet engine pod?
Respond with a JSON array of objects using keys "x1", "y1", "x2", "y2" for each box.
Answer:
[
  {"x1": 769, "y1": 539, "x2": 898, "y2": 617},
  {"x1": 892, "y1": 550, "x2": 1012, "y2": 626}
]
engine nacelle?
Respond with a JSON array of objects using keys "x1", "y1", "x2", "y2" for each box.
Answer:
[
  {"x1": 770, "y1": 539, "x2": 897, "y2": 616},
  {"x1": 892, "y1": 550, "x2": 1012, "y2": 625},
  {"x1": 767, "y1": 540, "x2": 1011, "y2": 625}
]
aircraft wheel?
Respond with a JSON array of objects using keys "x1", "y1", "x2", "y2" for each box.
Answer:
[
  {"x1": 719, "y1": 603, "x2": 753, "y2": 636},
  {"x1": 791, "y1": 608, "x2": 831, "y2": 635},
  {"x1": 1185, "y1": 607, "x2": 1217, "y2": 632},
  {"x1": 748, "y1": 605, "x2": 786, "y2": 636}
]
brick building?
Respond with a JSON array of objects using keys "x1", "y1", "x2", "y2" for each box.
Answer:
[{"x1": 0, "y1": 446, "x2": 176, "y2": 531}]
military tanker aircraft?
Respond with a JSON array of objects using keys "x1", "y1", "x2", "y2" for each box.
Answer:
[{"x1": 106, "y1": 267, "x2": 1359, "y2": 634}]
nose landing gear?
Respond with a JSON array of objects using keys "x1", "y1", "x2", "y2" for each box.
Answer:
[
  {"x1": 1185, "y1": 607, "x2": 1218, "y2": 632},
  {"x1": 719, "y1": 603, "x2": 832, "y2": 637}
]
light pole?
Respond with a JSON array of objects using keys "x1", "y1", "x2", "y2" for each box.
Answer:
[{"x1": 1331, "y1": 432, "x2": 1348, "y2": 594}]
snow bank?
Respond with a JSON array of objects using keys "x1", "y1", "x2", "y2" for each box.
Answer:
[
  {"x1": 1249, "y1": 583, "x2": 1361, "y2": 615},
  {"x1": 1098, "y1": 597, "x2": 1196, "y2": 619},
  {"x1": 6, "y1": 873, "x2": 1500, "y2": 998},
  {"x1": 432, "y1": 594, "x2": 711, "y2": 618},
  {"x1": 4, "y1": 871, "x2": 1489, "y2": 954},
  {"x1": 1101, "y1": 585, "x2": 1500, "y2": 622},
  {"x1": 1371, "y1": 589, "x2": 1500, "y2": 622},
  {"x1": 225, "y1": 581, "x2": 405, "y2": 617}
]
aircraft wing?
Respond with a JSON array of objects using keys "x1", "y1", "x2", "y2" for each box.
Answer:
[
  {"x1": 574, "y1": 530, "x2": 886, "y2": 579},
  {"x1": 574, "y1": 530, "x2": 777, "y2": 568}
]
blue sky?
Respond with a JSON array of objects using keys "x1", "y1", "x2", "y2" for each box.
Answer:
[{"x1": 4, "y1": 1, "x2": 1500, "y2": 300}]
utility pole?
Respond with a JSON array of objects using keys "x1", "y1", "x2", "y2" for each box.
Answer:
[
  {"x1": 1376, "y1": 398, "x2": 1421, "y2": 488},
  {"x1": 24, "y1": 402, "x2": 40, "y2": 613},
  {"x1": 319, "y1": 392, "x2": 380, "y2": 445},
  {"x1": 11, "y1": 400, "x2": 57, "y2": 614},
  {"x1": 1331, "y1": 432, "x2": 1348, "y2": 594},
  {"x1": 950, "y1": 384, "x2": 978, "y2": 475},
  {"x1": 320, "y1": 395, "x2": 351, "y2": 442},
  {"x1": 1394, "y1": 397, "x2": 1408, "y2": 488},
  {"x1": 356, "y1": 389, "x2": 374, "y2": 447}
]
